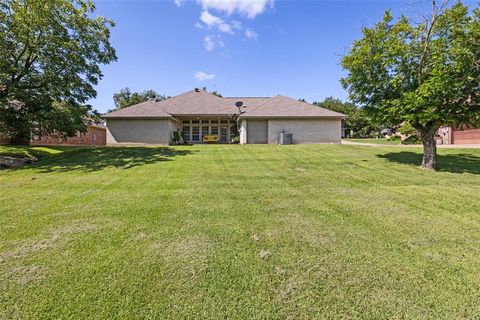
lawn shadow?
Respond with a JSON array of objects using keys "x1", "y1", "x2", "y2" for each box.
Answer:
[
  {"x1": 27, "y1": 147, "x2": 195, "y2": 173},
  {"x1": 378, "y1": 151, "x2": 480, "y2": 174}
]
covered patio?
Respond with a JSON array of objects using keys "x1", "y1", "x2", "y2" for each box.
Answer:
[{"x1": 178, "y1": 117, "x2": 237, "y2": 144}]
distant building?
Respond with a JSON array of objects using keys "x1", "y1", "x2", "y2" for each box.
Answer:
[
  {"x1": 31, "y1": 122, "x2": 106, "y2": 146},
  {"x1": 436, "y1": 126, "x2": 480, "y2": 145}
]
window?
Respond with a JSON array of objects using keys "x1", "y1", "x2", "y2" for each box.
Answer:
[
  {"x1": 220, "y1": 119, "x2": 229, "y2": 124},
  {"x1": 183, "y1": 126, "x2": 190, "y2": 141},
  {"x1": 191, "y1": 120, "x2": 200, "y2": 124},
  {"x1": 211, "y1": 120, "x2": 219, "y2": 124},
  {"x1": 201, "y1": 120, "x2": 209, "y2": 124},
  {"x1": 192, "y1": 126, "x2": 200, "y2": 141},
  {"x1": 220, "y1": 127, "x2": 228, "y2": 142},
  {"x1": 201, "y1": 126, "x2": 209, "y2": 139},
  {"x1": 211, "y1": 126, "x2": 219, "y2": 135}
]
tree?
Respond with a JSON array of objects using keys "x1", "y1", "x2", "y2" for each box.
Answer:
[
  {"x1": 111, "y1": 87, "x2": 167, "y2": 110},
  {"x1": 341, "y1": 1, "x2": 480, "y2": 169},
  {"x1": 0, "y1": 0, "x2": 117, "y2": 144},
  {"x1": 313, "y1": 97, "x2": 381, "y2": 138},
  {"x1": 211, "y1": 91, "x2": 222, "y2": 98}
]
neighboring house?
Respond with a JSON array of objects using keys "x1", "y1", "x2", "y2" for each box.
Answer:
[
  {"x1": 436, "y1": 125, "x2": 480, "y2": 145},
  {"x1": 103, "y1": 89, "x2": 346, "y2": 145},
  {"x1": 31, "y1": 123, "x2": 106, "y2": 146}
]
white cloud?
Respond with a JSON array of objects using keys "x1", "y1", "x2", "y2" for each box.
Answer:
[
  {"x1": 231, "y1": 20, "x2": 242, "y2": 30},
  {"x1": 244, "y1": 27, "x2": 258, "y2": 39},
  {"x1": 195, "y1": 22, "x2": 203, "y2": 29},
  {"x1": 203, "y1": 35, "x2": 224, "y2": 51},
  {"x1": 197, "y1": 0, "x2": 274, "y2": 18},
  {"x1": 194, "y1": 71, "x2": 216, "y2": 81},
  {"x1": 200, "y1": 11, "x2": 233, "y2": 34},
  {"x1": 174, "y1": 0, "x2": 185, "y2": 7}
]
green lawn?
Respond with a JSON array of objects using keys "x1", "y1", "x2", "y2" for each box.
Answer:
[
  {"x1": 345, "y1": 138, "x2": 403, "y2": 145},
  {"x1": 1, "y1": 144, "x2": 480, "y2": 319}
]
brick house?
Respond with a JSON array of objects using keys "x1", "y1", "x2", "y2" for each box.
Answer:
[
  {"x1": 103, "y1": 89, "x2": 346, "y2": 145},
  {"x1": 31, "y1": 123, "x2": 106, "y2": 146},
  {"x1": 436, "y1": 125, "x2": 480, "y2": 145}
]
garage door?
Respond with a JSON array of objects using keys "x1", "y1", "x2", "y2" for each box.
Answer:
[
  {"x1": 452, "y1": 128, "x2": 480, "y2": 144},
  {"x1": 247, "y1": 120, "x2": 268, "y2": 144}
]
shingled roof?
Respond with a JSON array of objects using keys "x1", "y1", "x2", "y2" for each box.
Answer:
[
  {"x1": 103, "y1": 90, "x2": 346, "y2": 119},
  {"x1": 239, "y1": 95, "x2": 346, "y2": 118},
  {"x1": 158, "y1": 90, "x2": 237, "y2": 116},
  {"x1": 103, "y1": 100, "x2": 172, "y2": 119}
]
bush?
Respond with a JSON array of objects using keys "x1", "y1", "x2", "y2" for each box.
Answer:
[
  {"x1": 388, "y1": 135, "x2": 401, "y2": 141},
  {"x1": 402, "y1": 135, "x2": 420, "y2": 145},
  {"x1": 399, "y1": 122, "x2": 417, "y2": 136}
]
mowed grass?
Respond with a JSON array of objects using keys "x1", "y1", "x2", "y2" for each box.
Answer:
[
  {"x1": 345, "y1": 138, "x2": 403, "y2": 145},
  {"x1": 1, "y1": 144, "x2": 480, "y2": 319}
]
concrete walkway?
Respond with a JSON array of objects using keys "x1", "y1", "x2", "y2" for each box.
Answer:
[{"x1": 341, "y1": 140, "x2": 480, "y2": 149}]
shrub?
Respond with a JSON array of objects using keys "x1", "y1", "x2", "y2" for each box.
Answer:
[
  {"x1": 388, "y1": 135, "x2": 401, "y2": 141},
  {"x1": 399, "y1": 122, "x2": 417, "y2": 136},
  {"x1": 402, "y1": 135, "x2": 420, "y2": 145}
]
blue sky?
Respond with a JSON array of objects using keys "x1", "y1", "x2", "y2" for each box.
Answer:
[{"x1": 89, "y1": 0, "x2": 472, "y2": 112}]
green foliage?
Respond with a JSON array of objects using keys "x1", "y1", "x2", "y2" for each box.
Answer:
[
  {"x1": 402, "y1": 135, "x2": 421, "y2": 145},
  {"x1": 211, "y1": 91, "x2": 223, "y2": 98},
  {"x1": 172, "y1": 131, "x2": 181, "y2": 144},
  {"x1": 0, "y1": 0, "x2": 117, "y2": 143},
  {"x1": 399, "y1": 122, "x2": 417, "y2": 136},
  {"x1": 387, "y1": 135, "x2": 401, "y2": 142},
  {"x1": 341, "y1": 2, "x2": 480, "y2": 168},
  {"x1": 313, "y1": 97, "x2": 381, "y2": 138},
  {"x1": 111, "y1": 87, "x2": 168, "y2": 110}
]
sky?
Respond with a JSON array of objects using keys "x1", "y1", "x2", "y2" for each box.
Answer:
[{"x1": 89, "y1": 0, "x2": 474, "y2": 113}]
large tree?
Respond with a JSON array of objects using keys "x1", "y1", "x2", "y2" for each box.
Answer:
[
  {"x1": 0, "y1": 0, "x2": 116, "y2": 144},
  {"x1": 313, "y1": 97, "x2": 382, "y2": 138},
  {"x1": 111, "y1": 87, "x2": 167, "y2": 111},
  {"x1": 341, "y1": 1, "x2": 480, "y2": 169}
]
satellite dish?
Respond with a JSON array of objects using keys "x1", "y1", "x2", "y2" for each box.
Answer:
[{"x1": 235, "y1": 101, "x2": 243, "y2": 108}]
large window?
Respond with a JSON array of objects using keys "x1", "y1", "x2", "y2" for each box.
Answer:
[
  {"x1": 192, "y1": 126, "x2": 200, "y2": 141},
  {"x1": 201, "y1": 126, "x2": 209, "y2": 137},
  {"x1": 220, "y1": 127, "x2": 228, "y2": 142},
  {"x1": 211, "y1": 126, "x2": 219, "y2": 135},
  {"x1": 182, "y1": 126, "x2": 190, "y2": 142}
]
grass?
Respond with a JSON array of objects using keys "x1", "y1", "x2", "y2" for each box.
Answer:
[
  {"x1": 0, "y1": 145, "x2": 70, "y2": 159},
  {"x1": 1, "y1": 144, "x2": 480, "y2": 319},
  {"x1": 346, "y1": 138, "x2": 403, "y2": 145}
]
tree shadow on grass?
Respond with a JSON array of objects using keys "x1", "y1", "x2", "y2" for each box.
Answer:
[
  {"x1": 27, "y1": 147, "x2": 196, "y2": 173},
  {"x1": 378, "y1": 151, "x2": 480, "y2": 174}
]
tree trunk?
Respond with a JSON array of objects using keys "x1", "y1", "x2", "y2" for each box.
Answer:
[
  {"x1": 11, "y1": 131, "x2": 31, "y2": 145},
  {"x1": 419, "y1": 126, "x2": 438, "y2": 170}
]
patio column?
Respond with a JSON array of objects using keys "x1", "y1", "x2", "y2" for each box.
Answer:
[{"x1": 240, "y1": 119, "x2": 247, "y2": 144}]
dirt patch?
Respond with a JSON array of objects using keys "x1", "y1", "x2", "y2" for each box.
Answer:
[
  {"x1": 7, "y1": 265, "x2": 46, "y2": 285},
  {"x1": 154, "y1": 236, "x2": 213, "y2": 277},
  {"x1": 0, "y1": 218, "x2": 120, "y2": 286},
  {"x1": 272, "y1": 213, "x2": 335, "y2": 247}
]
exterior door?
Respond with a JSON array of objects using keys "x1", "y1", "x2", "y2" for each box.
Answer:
[{"x1": 220, "y1": 127, "x2": 228, "y2": 143}]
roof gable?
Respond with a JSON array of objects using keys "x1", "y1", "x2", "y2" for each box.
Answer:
[
  {"x1": 103, "y1": 100, "x2": 172, "y2": 119},
  {"x1": 102, "y1": 90, "x2": 346, "y2": 119},
  {"x1": 240, "y1": 95, "x2": 347, "y2": 118},
  {"x1": 158, "y1": 90, "x2": 237, "y2": 115}
]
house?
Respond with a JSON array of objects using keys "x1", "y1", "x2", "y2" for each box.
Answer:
[
  {"x1": 103, "y1": 89, "x2": 346, "y2": 145},
  {"x1": 0, "y1": 122, "x2": 106, "y2": 146},
  {"x1": 436, "y1": 125, "x2": 480, "y2": 145},
  {"x1": 31, "y1": 122, "x2": 106, "y2": 146}
]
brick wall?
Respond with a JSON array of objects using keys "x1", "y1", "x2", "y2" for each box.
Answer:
[{"x1": 31, "y1": 125, "x2": 106, "y2": 146}]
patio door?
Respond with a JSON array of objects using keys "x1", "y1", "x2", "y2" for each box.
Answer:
[{"x1": 220, "y1": 127, "x2": 228, "y2": 143}]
